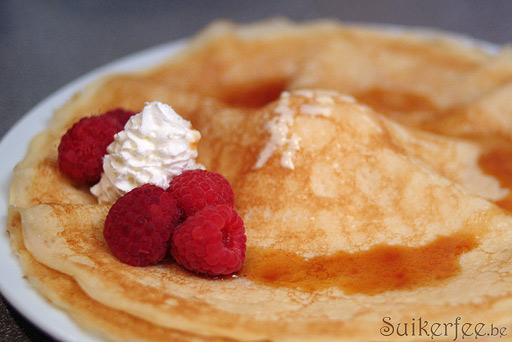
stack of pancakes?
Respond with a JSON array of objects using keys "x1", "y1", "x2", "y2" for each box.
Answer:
[{"x1": 8, "y1": 19, "x2": 512, "y2": 341}]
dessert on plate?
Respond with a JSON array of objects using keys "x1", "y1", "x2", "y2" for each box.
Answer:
[{"x1": 7, "y1": 19, "x2": 512, "y2": 341}]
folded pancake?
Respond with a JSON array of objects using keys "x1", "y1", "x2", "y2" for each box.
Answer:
[
  {"x1": 8, "y1": 19, "x2": 512, "y2": 341},
  {"x1": 7, "y1": 208, "x2": 240, "y2": 342}
]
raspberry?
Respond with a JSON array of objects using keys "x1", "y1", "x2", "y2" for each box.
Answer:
[
  {"x1": 104, "y1": 184, "x2": 181, "y2": 267},
  {"x1": 171, "y1": 205, "x2": 246, "y2": 276},
  {"x1": 58, "y1": 108, "x2": 135, "y2": 183},
  {"x1": 104, "y1": 108, "x2": 136, "y2": 126},
  {"x1": 168, "y1": 170, "x2": 235, "y2": 218}
]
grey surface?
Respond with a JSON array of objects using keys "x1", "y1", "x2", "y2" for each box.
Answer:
[{"x1": 1, "y1": 0, "x2": 512, "y2": 341}]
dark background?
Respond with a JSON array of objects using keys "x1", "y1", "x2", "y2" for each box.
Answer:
[{"x1": 1, "y1": 1, "x2": 512, "y2": 341}]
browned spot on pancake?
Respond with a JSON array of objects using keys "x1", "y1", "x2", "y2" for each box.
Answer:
[
  {"x1": 479, "y1": 147, "x2": 512, "y2": 188},
  {"x1": 478, "y1": 147, "x2": 512, "y2": 211},
  {"x1": 355, "y1": 88, "x2": 439, "y2": 117},
  {"x1": 31, "y1": 158, "x2": 96, "y2": 205},
  {"x1": 241, "y1": 233, "x2": 477, "y2": 295},
  {"x1": 221, "y1": 79, "x2": 288, "y2": 108},
  {"x1": 33, "y1": 158, "x2": 72, "y2": 202}
]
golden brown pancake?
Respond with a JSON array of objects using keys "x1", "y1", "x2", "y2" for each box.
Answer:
[
  {"x1": 7, "y1": 209, "x2": 238, "y2": 342},
  {"x1": 8, "y1": 19, "x2": 512, "y2": 341}
]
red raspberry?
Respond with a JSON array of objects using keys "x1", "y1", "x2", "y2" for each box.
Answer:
[
  {"x1": 104, "y1": 184, "x2": 181, "y2": 267},
  {"x1": 171, "y1": 205, "x2": 246, "y2": 276},
  {"x1": 105, "y1": 108, "x2": 136, "y2": 126},
  {"x1": 168, "y1": 170, "x2": 235, "y2": 218},
  {"x1": 58, "y1": 108, "x2": 135, "y2": 184}
]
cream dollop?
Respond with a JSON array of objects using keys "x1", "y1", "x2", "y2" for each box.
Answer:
[
  {"x1": 254, "y1": 90, "x2": 355, "y2": 170},
  {"x1": 91, "y1": 101, "x2": 203, "y2": 204}
]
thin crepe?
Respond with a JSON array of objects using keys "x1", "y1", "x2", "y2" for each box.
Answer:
[{"x1": 8, "y1": 19, "x2": 512, "y2": 341}]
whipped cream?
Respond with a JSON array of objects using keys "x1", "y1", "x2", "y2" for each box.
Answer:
[{"x1": 91, "y1": 101, "x2": 203, "y2": 204}]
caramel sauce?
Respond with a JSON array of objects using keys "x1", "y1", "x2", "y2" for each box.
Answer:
[
  {"x1": 478, "y1": 147, "x2": 512, "y2": 211},
  {"x1": 355, "y1": 88, "x2": 439, "y2": 116},
  {"x1": 241, "y1": 234, "x2": 477, "y2": 295},
  {"x1": 221, "y1": 79, "x2": 287, "y2": 108}
]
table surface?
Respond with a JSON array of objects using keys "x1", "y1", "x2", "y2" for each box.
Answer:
[{"x1": 2, "y1": 0, "x2": 512, "y2": 341}]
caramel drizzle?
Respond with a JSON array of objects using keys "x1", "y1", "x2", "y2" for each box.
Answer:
[{"x1": 241, "y1": 233, "x2": 477, "y2": 295}]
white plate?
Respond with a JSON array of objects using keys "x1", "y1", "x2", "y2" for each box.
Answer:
[{"x1": 0, "y1": 39, "x2": 185, "y2": 342}]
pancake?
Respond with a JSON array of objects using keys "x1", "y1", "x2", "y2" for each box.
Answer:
[
  {"x1": 7, "y1": 19, "x2": 512, "y2": 341},
  {"x1": 7, "y1": 208, "x2": 239, "y2": 342}
]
